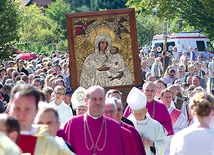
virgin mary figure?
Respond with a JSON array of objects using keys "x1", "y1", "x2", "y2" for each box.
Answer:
[{"x1": 80, "y1": 33, "x2": 112, "y2": 88}]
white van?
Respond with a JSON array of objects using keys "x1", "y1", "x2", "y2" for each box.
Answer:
[{"x1": 151, "y1": 30, "x2": 214, "y2": 56}]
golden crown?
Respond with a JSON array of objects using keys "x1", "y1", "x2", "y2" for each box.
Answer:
[{"x1": 88, "y1": 25, "x2": 116, "y2": 46}]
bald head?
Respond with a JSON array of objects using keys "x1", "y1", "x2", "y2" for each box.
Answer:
[{"x1": 86, "y1": 85, "x2": 105, "y2": 99}]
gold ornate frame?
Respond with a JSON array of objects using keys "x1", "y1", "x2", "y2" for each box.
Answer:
[{"x1": 67, "y1": 8, "x2": 142, "y2": 92}]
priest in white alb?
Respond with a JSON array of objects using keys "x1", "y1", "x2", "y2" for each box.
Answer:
[{"x1": 127, "y1": 87, "x2": 167, "y2": 155}]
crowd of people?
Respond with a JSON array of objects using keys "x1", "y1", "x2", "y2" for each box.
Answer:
[{"x1": 0, "y1": 44, "x2": 214, "y2": 155}]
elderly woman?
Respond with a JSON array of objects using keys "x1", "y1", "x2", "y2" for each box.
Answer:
[
  {"x1": 180, "y1": 50, "x2": 189, "y2": 64},
  {"x1": 151, "y1": 57, "x2": 163, "y2": 79},
  {"x1": 170, "y1": 92, "x2": 214, "y2": 155}
]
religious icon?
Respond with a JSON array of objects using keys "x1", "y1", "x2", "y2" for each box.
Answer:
[{"x1": 66, "y1": 8, "x2": 142, "y2": 91}]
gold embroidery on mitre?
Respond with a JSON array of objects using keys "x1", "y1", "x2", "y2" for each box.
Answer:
[{"x1": 76, "y1": 91, "x2": 85, "y2": 102}]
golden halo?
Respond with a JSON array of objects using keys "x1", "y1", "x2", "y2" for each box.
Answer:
[
  {"x1": 88, "y1": 25, "x2": 116, "y2": 46},
  {"x1": 111, "y1": 42, "x2": 121, "y2": 51}
]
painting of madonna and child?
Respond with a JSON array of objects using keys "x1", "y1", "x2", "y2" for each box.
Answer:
[{"x1": 66, "y1": 8, "x2": 142, "y2": 90}]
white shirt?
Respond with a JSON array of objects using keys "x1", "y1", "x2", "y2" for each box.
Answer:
[
  {"x1": 55, "y1": 136, "x2": 75, "y2": 155},
  {"x1": 20, "y1": 125, "x2": 39, "y2": 135},
  {"x1": 49, "y1": 100, "x2": 73, "y2": 127},
  {"x1": 128, "y1": 114, "x2": 167, "y2": 155},
  {"x1": 172, "y1": 51, "x2": 179, "y2": 60},
  {"x1": 189, "y1": 51, "x2": 193, "y2": 61},
  {"x1": 170, "y1": 126, "x2": 214, "y2": 155},
  {"x1": 142, "y1": 66, "x2": 151, "y2": 73},
  {"x1": 208, "y1": 61, "x2": 214, "y2": 78}
]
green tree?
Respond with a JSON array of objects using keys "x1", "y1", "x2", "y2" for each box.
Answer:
[
  {"x1": 65, "y1": 0, "x2": 127, "y2": 11},
  {"x1": 126, "y1": 0, "x2": 214, "y2": 40},
  {"x1": 45, "y1": 0, "x2": 71, "y2": 39},
  {"x1": 136, "y1": 14, "x2": 162, "y2": 46},
  {"x1": 0, "y1": 0, "x2": 20, "y2": 60},
  {"x1": 19, "y1": 4, "x2": 60, "y2": 45}
]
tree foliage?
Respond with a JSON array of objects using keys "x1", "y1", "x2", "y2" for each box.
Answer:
[
  {"x1": 19, "y1": 4, "x2": 61, "y2": 44},
  {"x1": 0, "y1": 0, "x2": 20, "y2": 60},
  {"x1": 65, "y1": 0, "x2": 127, "y2": 11},
  {"x1": 45, "y1": 0, "x2": 71, "y2": 39},
  {"x1": 126, "y1": 0, "x2": 214, "y2": 40},
  {"x1": 136, "y1": 14, "x2": 162, "y2": 46}
]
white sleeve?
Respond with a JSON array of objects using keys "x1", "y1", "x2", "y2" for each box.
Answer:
[{"x1": 153, "y1": 122, "x2": 167, "y2": 155}]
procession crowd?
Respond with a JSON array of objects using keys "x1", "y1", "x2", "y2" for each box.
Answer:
[{"x1": 0, "y1": 45, "x2": 214, "y2": 155}]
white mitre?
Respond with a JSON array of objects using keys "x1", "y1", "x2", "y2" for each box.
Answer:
[
  {"x1": 71, "y1": 86, "x2": 87, "y2": 109},
  {"x1": 127, "y1": 87, "x2": 147, "y2": 110}
]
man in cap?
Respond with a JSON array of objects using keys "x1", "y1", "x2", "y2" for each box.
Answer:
[
  {"x1": 63, "y1": 85, "x2": 127, "y2": 154},
  {"x1": 127, "y1": 87, "x2": 167, "y2": 155},
  {"x1": 124, "y1": 81, "x2": 173, "y2": 135},
  {"x1": 63, "y1": 87, "x2": 75, "y2": 115}
]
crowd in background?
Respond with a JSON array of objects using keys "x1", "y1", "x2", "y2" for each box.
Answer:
[{"x1": 0, "y1": 46, "x2": 214, "y2": 154}]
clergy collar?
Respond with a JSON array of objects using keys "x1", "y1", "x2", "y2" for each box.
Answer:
[
  {"x1": 55, "y1": 100, "x2": 63, "y2": 106},
  {"x1": 136, "y1": 116, "x2": 149, "y2": 125},
  {"x1": 21, "y1": 124, "x2": 39, "y2": 135},
  {"x1": 87, "y1": 112, "x2": 103, "y2": 120},
  {"x1": 154, "y1": 96, "x2": 160, "y2": 100},
  {"x1": 147, "y1": 100, "x2": 155, "y2": 104},
  {"x1": 174, "y1": 96, "x2": 178, "y2": 102}
]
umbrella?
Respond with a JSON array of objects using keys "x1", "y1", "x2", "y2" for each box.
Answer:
[{"x1": 17, "y1": 53, "x2": 37, "y2": 60}]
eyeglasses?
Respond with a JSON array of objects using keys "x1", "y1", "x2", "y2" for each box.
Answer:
[
  {"x1": 188, "y1": 89, "x2": 194, "y2": 91},
  {"x1": 47, "y1": 64, "x2": 52, "y2": 66},
  {"x1": 169, "y1": 74, "x2": 174, "y2": 77},
  {"x1": 55, "y1": 92, "x2": 65, "y2": 95},
  {"x1": 117, "y1": 108, "x2": 122, "y2": 112}
]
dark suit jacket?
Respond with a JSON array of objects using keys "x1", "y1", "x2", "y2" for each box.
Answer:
[
  {"x1": 121, "y1": 117, "x2": 134, "y2": 127},
  {"x1": 174, "y1": 97, "x2": 183, "y2": 110},
  {"x1": 187, "y1": 51, "x2": 196, "y2": 61}
]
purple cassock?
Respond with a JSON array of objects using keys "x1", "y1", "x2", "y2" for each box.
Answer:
[
  {"x1": 121, "y1": 122, "x2": 146, "y2": 155},
  {"x1": 64, "y1": 114, "x2": 131, "y2": 155},
  {"x1": 121, "y1": 126, "x2": 139, "y2": 155},
  {"x1": 124, "y1": 99, "x2": 173, "y2": 135}
]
